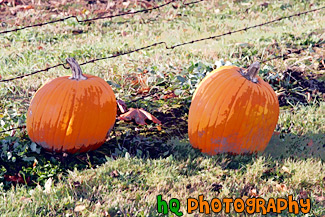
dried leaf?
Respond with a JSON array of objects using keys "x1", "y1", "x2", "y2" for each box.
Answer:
[
  {"x1": 275, "y1": 183, "x2": 287, "y2": 192},
  {"x1": 137, "y1": 87, "x2": 150, "y2": 94},
  {"x1": 249, "y1": 188, "x2": 258, "y2": 197},
  {"x1": 110, "y1": 170, "x2": 119, "y2": 178},
  {"x1": 281, "y1": 166, "x2": 290, "y2": 173},
  {"x1": 94, "y1": 9, "x2": 108, "y2": 17},
  {"x1": 4, "y1": 173, "x2": 30, "y2": 184},
  {"x1": 139, "y1": 1, "x2": 154, "y2": 8},
  {"x1": 127, "y1": 73, "x2": 147, "y2": 87},
  {"x1": 119, "y1": 108, "x2": 161, "y2": 125},
  {"x1": 44, "y1": 178, "x2": 52, "y2": 194},
  {"x1": 122, "y1": 1, "x2": 131, "y2": 8},
  {"x1": 163, "y1": 91, "x2": 177, "y2": 100},
  {"x1": 9, "y1": 5, "x2": 34, "y2": 15},
  {"x1": 299, "y1": 190, "x2": 309, "y2": 200},
  {"x1": 117, "y1": 99, "x2": 127, "y2": 115},
  {"x1": 315, "y1": 195, "x2": 325, "y2": 202},
  {"x1": 121, "y1": 31, "x2": 128, "y2": 37},
  {"x1": 20, "y1": 196, "x2": 32, "y2": 203},
  {"x1": 74, "y1": 205, "x2": 86, "y2": 212}
]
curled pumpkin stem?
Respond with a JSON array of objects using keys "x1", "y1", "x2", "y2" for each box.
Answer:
[
  {"x1": 66, "y1": 57, "x2": 87, "y2": 81},
  {"x1": 242, "y1": 61, "x2": 260, "y2": 83}
]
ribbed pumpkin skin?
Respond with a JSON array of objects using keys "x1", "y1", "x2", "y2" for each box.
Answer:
[
  {"x1": 26, "y1": 74, "x2": 117, "y2": 154},
  {"x1": 188, "y1": 65, "x2": 279, "y2": 155}
]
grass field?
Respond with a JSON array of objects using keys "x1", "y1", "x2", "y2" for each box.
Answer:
[{"x1": 0, "y1": 0, "x2": 324, "y2": 216}]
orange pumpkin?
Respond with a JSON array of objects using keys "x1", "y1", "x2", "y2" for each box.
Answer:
[
  {"x1": 188, "y1": 62, "x2": 279, "y2": 155},
  {"x1": 26, "y1": 58, "x2": 117, "y2": 153}
]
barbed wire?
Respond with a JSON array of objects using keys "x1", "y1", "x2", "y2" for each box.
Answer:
[
  {"x1": 1, "y1": 6, "x2": 323, "y2": 83},
  {"x1": 169, "y1": 6, "x2": 325, "y2": 49},
  {"x1": 0, "y1": 63, "x2": 65, "y2": 82},
  {"x1": 0, "y1": 0, "x2": 204, "y2": 35},
  {"x1": 0, "y1": 46, "x2": 323, "y2": 135},
  {"x1": 1, "y1": 41, "x2": 323, "y2": 135},
  {"x1": 0, "y1": 40, "x2": 319, "y2": 135}
]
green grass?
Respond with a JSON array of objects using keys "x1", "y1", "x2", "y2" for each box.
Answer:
[
  {"x1": 0, "y1": 0, "x2": 324, "y2": 216},
  {"x1": 1, "y1": 155, "x2": 324, "y2": 216}
]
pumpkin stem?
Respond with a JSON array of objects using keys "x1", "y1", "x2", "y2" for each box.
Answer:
[
  {"x1": 66, "y1": 57, "x2": 87, "y2": 81},
  {"x1": 243, "y1": 61, "x2": 260, "y2": 83}
]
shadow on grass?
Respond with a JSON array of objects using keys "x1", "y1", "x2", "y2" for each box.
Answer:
[
  {"x1": 264, "y1": 132, "x2": 325, "y2": 161},
  {"x1": 1, "y1": 105, "x2": 324, "y2": 189}
]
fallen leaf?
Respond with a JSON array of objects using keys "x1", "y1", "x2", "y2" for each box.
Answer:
[
  {"x1": 122, "y1": 1, "x2": 131, "y2": 8},
  {"x1": 33, "y1": 160, "x2": 37, "y2": 168},
  {"x1": 299, "y1": 190, "x2": 309, "y2": 200},
  {"x1": 249, "y1": 188, "x2": 258, "y2": 197},
  {"x1": 163, "y1": 91, "x2": 177, "y2": 100},
  {"x1": 110, "y1": 170, "x2": 119, "y2": 178},
  {"x1": 315, "y1": 195, "x2": 325, "y2": 202},
  {"x1": 275, "y1": 184, "x2": 287, "y2": 192},
  {"x1": 281, "y1": 166, "x2": 290, "y2": 173},
  {"x1": 127, "y1": 73, "x2": 147, "y2": 86},
  {"x1": 139, "y1": 0, "x2": 154, "y2": 8},
  {"x1": 137, "y1": 87, "x2": 150, "y2": 94},
  {"x1": 44, "y1": 178, "x2": 52, "y2": 194},
  {"x1": 121, "y1": 31, "x2": 128, "y2": 37},
  {"x1": 20, "y1": 196, "x2": 32, "y2": 203},
  {"x1": 119, "y1": 108, "x2": 161, "y2": 125},
  {"x1": 10, "y1": 5, "x2": 34, "y2": 15},
  {"x1": 117, "y1": 99, "x2": 127, "y2": 115},
  {"x1": 74, "y1": 205, "x2": 86, "y2": 212},
  {"x1": 94, "y1": 9, "x2": 108, "y2": 17},
  {"x1": 4, "y1": 173, "x2": 30, "y2": 184}
]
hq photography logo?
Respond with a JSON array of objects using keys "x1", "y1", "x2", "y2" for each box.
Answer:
[{"x1": 156, "y1": 195, "x2": 311, "y2": 216}]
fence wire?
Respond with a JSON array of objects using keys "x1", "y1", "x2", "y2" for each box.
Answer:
[
  {"x1": 1, "y1": 6, "x2": 323, "y2": 83},
  {"x1": 0, "y1": 126, "x2": 26, "y2": 134},
  {"x1": 0, "y1": 41, "x2": 323, "y2": 135},
  {"x1": 0, "y1": 0, "x2": 204, "y2": 35},
  {"x1": 0, "y1": 6, "x2": 324, "y2": 134}
]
